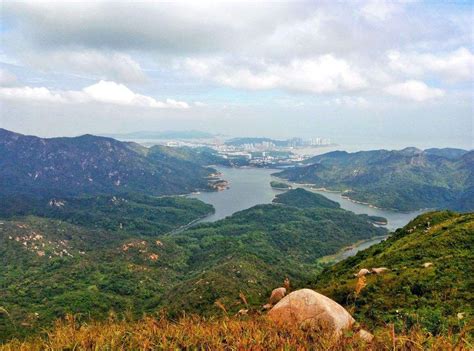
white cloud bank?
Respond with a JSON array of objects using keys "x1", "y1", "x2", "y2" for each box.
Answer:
[
  {"x1": 0, "y1": 80, "x2": 189, "y2": 109},
  {"x1": 23, "y1": 50, "x2": 148, "y2": 84},
  {"x1": 385, "y1": 80, "x2": 444, "y2": 102},
  {"x1": 388, "y1": 47, "x2": 474, "y2": 83},
  {"x1": 184, "y1": 55, "x2": 367, "y2": 94}
]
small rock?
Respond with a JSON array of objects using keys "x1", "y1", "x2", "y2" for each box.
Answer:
[
  {"x1": 269, "y1": 287, "x2": 286, "y2": 305},
  {"x1": 262, "y1": 303, "x2": 273, "y2": 310},
  {"x1": 422, "y1": 262, "x2": 433, "y2": 268},
  {"x1": 355, "y1": 268, "x2": 370, "y2": 277},
  {"x1": 371, "y1": 267, "x2": 389, "y2": 274},
  {"x1": 357, "y1": 329, "x2": 374, "y2": 342},
  {"x1": 237, "y1": 309, "x2": 248, "y2": 315}
]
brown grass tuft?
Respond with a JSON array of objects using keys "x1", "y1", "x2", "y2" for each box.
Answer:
[{"x1": 1, "y1": 314, "x2": 472, "y2": 351}]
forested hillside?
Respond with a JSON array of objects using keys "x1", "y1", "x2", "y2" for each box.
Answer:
[
  {"x1": 0, "y1": 129, "x2": 219, "y2": 198},
  {"x1": 0, "y1": 189, "x2": 386, "y2": 341},
  {"x1": 276, "y1": 147, "x2": 473, "y2": 211}
]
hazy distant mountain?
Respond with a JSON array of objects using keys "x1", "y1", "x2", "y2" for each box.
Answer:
[
  {"x1": 424, "y1": 147, "x2": 469, "y2": 159},
  {"x1": 0, "y1": 128, "x2": 215, "y2": 198},
  {"x1": 225, "y1": 137, "x2": 288, "y2": 147},
  {"x1": 275, "y1": 147, "x2": 473, "y2": 211},
  {"x1": 103, "y1": 130, "x2": 216, "y2": 140}
]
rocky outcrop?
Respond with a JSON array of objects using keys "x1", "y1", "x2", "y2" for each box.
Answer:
[
  {"x1": 355, "y1": 268, "x2": 370, "y2": 277},
  {"x1": 267, "y1": 289, "x2": 355, "y2": 334},
  {"x1": 269, "y1": 287, "x2": 286, "y2": 305}
]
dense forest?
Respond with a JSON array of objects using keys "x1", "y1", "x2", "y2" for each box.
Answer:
[
  {"x1": 0, "y1": 128, "x2": 224, "y2": 198},
  {"x1": 276, "y1": 147, "x2": 473, "y2": 211}
]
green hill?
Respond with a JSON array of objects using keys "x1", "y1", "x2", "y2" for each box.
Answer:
[
  {"x1": 0, "y1": 189, "x2": 386, "y2": 341},
  {"x1": 0, "y1": 193, "x2": 214, "y2": 236},
  {"x1": 273, "y1": 187, "x2": 340, "y2": 209},
  {"x1": 313, "y1": 211, "x2": 473, "y2": 334},
  {"x1": 0, "y1": 129, "x2": 217, "y2": 198},
  {"x1": 275, "y1": 148, "x2": 473, "y2": 211}
]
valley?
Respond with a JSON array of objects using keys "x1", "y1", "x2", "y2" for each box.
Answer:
[
  {"x1": 0, "y1": 129, "x2": 472, "y2": 347},
  {"x1": 190, "y1": 166, "x2": 425, "y2": 230}
]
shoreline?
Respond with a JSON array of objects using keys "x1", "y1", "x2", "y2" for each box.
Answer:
[
  {"x1": 275, "y1": 177, "x2": 428, "y2": 214},
  {"x1": 318, "y1": 234, "x2": 390, "y2": 263},
  {"x1": 165, "y1": 210, "x2": 215, "y2": 235}
]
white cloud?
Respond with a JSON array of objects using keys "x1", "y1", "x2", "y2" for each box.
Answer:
[
  {"x1": 385, "y1": 80, "x2": 444, "y2": 101},
  {"x1": 184, "y1": 55, "x2": 367, "y2": 94},
  {"x1": 0, "y1": 69, "x2": 17, "y2": 86},
  {"x1": 0, "y1": 86, "x2": 65, "y2": 103},
  {"x1": 388, "y1": 47, "x2": 474, "y2": 83},
  {"x1": 0, "y1": 80, "x2": 189, "y2": 108},
  {"x1": 21, "y1": 50, "x2": 148, "y2": 83},
  {"x1": 360, "y1": 0, "x2": 403, "y2": 21}
]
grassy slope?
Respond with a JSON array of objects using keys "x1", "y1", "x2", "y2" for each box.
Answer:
[{"x1": 313, "y1": 211, "x2": 474, "y2": 334}]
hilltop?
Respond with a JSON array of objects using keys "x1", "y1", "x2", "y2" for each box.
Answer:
[
  {"x1": 273, "y1": 187, "x2": 340, "y2": 209},
  {"x1": 275, "y1": 147, "x2": 473, "y2": 211}
]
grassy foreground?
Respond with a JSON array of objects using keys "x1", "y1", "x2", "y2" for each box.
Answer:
[{"x1": 1, "y1": 314, "x2": 471, "y2": 350}]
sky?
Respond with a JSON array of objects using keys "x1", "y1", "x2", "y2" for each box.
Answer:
[{"x1": 0, "y1": 0, "x2": 473, "y2": 149}]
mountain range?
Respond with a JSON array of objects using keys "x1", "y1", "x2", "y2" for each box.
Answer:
[
  {"x1": 0, "y1": 128, "x2": 222, "y2": 199},
  {"x1": 102, "y1": 130, "x2": 216, "y2": 140},
  {"x1": 275, "y1": 147, "x2": 473, "y2": 211}
]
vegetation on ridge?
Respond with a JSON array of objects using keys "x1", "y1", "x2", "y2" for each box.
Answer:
[
  {"x1": 0, "y1": 128, "x2": 221, "y2": 198},
  {"x1": 314, "y1": 211, "x2": 474, "y2": 335},
  {"x1": 275, "y1": 148, "x2": 473, "y2": 211}
]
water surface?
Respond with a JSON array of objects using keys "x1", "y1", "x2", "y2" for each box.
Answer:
[
  {"x1": 190, "y1": 167, "x2": 283, "y2": 223},
  {"x1": 191, "y1": 166, "x2": 424, "y2": 231}
]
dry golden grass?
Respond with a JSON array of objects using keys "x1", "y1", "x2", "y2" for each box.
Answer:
[{"x1": 1, "y1": 314, "x2": 472, "y2": 351}]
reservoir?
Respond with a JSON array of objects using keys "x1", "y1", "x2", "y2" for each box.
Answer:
[{"x1": 191, "y1": 166, "x2": 425, "y2": 231}]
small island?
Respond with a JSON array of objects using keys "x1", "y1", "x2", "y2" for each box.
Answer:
[
  {"x1": 365, "y1": 215, "x2": 388, "y2": 226},
  {"x1": 270, "y1": 181, "x2": 292, "y2": 190},
  {"x1": 209, "y1": 179, "x2": 229, "y2": 191}
]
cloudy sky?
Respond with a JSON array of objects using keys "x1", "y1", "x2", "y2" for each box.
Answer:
[{"x1": 0, "y1": 0, "x2": 472, "y2": 148}]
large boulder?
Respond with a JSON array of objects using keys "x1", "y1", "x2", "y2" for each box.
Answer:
[{"x1": 267, "y1": 289, "x2": 355, "y2": 334}]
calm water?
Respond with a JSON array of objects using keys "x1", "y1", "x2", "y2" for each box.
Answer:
[
  {"x1": 190, "y1": 167, "x2": 283, "y2": 223},
  {"x1": 190, "y1": 166, "x2": 425, "y2": 231}
]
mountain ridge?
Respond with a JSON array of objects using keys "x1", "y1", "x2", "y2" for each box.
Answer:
[
  {"x1": 0, "y1": 128, "x2": 217, "y2": 198},
  {"x1": 276, "y1": 148, "x2": 473, "y2": 211}
]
